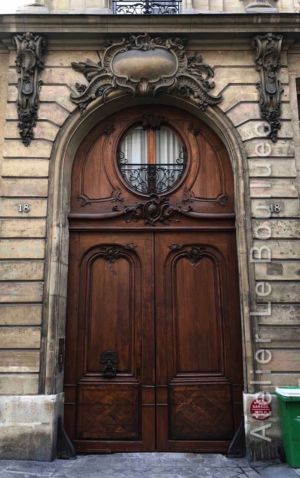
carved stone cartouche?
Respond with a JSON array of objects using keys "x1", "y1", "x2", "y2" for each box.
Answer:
[
  {"x1": 253, "y1": 33, "x2": 283, "y2": 143},
  {"x1": 13, "y1": 33, "x2": 47, "y2": 146},
  {"x1": 70, "y1": 34, "x2": 222, "y2": 112}
]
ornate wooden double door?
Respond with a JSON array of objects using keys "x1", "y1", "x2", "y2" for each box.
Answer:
[{"x1": 64, "y1": 106, "x2": 243, "y2": 453}]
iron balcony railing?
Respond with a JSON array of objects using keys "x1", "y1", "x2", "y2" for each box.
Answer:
[{"x1": 112, "y1": 0, "x2": 182, "y2": 14}]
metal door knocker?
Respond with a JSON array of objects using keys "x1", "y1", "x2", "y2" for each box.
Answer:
[{"x1": 100, "y1": 350, "x2": 118, "y2": 378}]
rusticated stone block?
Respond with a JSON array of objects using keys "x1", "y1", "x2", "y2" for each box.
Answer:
[{"x1": 0, "y1": 394, "x2": 64, "y2": 461}]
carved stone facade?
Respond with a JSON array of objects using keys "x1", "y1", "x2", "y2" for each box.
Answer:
[
  {"x1": 17, "y1": 0, "x2": 300, "y2": 13},
  {"x1": 0, "y1": 7, "x2": 299, "y2": 464},
  {"x1": 70, "y1": 34, "x2": 222, "y2": 111},
  {"x1": 253, "y1": 33, "x2": 283, "y2": 142},
  {"x1": 14, "y1": 33, "x2": 47, "y2": 146}
]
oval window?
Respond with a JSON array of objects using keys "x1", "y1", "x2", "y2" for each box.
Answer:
[{"x1": 118, "y1": 124, "x2": 186, "y2": 195}]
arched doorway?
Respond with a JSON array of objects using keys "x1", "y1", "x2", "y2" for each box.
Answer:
[{"x1": 63, "y1": 104, "x2": 244, "y2": 453}]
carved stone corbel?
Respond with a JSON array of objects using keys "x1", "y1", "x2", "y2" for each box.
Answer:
[
  {"x1": 70, "y1": 34, "x2": 222, "y2": 112},
  {"x1": 13, "y1": 33, "x2": 47, "y2": 146},
  {"x1": 253, "y1": 33, "x2": 283, "y2": 143}
]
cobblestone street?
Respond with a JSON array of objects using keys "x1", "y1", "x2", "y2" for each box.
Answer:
[{"x1": 0, "y1": 454, "x2": 299, "y2": 478}]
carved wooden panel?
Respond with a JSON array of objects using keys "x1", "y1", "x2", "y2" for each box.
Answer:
[
  {"x1": 77, "y1": 385, "x2": 139, "y2": 440},
  {"x1": 79, "y1": 244, "x2": 138, "y2": 376},
  {"x1": 70, "y1": 105, "x2": 235, "y2": 223},
  {"x1": 65, "y1": 105, "x2": 243, "y2": 453},
  {"x1": 155, "y1": 232, "x2": 243, "y2": 451},
  {"x1": 169, "y1": 384, "x2": 233, "y2": 440},
  {"x1": 64, "y1": 232, "x2": 155, "y2": 452},
  {"x1": 168, "y1": 246, "x2": 223, "y2": 375}
]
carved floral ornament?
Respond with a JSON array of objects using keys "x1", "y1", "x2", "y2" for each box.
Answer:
[
  {"x1": 253, "y1": 33, "x2": 283, "y2": 143},
  {"x1": 13, "y1": 33, "x2": 47, "y2": 146},
  {"x1": 70, "y1": 34, "x2": 223, "y2": 112}
]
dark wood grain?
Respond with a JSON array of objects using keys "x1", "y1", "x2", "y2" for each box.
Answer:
[{"x1": 64, "y1": 105, "x2": 243, "y2": 453}]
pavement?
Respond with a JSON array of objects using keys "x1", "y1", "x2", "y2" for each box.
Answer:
[{"x1": 0, "y1": 454, "x2": 299, "y2": 478}]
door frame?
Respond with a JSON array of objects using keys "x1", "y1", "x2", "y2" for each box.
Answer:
[{"x1": 40, "y1": 94, "x2": 255, "y2": 404}]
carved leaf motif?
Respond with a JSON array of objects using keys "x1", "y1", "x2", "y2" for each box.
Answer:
[
  {"x1": 70, "y1": 34, "x2": 222, "y2": 112},
  {"x1": 168, "y1": 244, "x2": 207, "y2": 264},
  {"x1": 100, "y1": 244, "x2": 137, "y2": 263},
  {"x1": 113, "y1": 194, "x2": 193, "y2": 225},
  {"x1": 253, "y1": 33, "x2": 284, "y2": 143},
  {"x1": 13, "y1": 33, "x2": 47, "y2": 146}
]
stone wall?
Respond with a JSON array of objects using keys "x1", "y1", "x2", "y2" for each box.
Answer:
[
  {"x1": 0, "y1": 26, "x2": 299, "y2": 459},
  {"x1": 18, "y1": 0, "x2": 300, "y2": 13}
]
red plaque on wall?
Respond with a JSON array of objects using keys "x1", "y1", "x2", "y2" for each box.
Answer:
[{"x1": 250, "y1": 398, "x2": 272, "y2": 420}]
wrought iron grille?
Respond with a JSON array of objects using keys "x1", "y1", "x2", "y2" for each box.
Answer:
[
  {"x1": 118, "y1": 150, "x2": 186, "y2": 195},
  {"x1": 112, "y1": 0, "x2": 182, "y2": 14}
]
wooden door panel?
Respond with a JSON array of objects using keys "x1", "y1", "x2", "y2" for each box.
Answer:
[
  {"x1": 82, "y1": 246, "x2": 136, "y2": 375},
  {"x1": 66, "y1": 105, "x2": 244, "y2": 453},
  {"x1": 64, "y1": 232, "x2": 155, "y2": 452},
  {"x1": 77, "y1": 385, "x2": 139, "y2": 440},
  {"x1": 170, "y1": 248, "x2": 223, "y2": 374},
  {"x1": 155, "y1": 232, "x2": 243, "y2": 451},
  {"x1": 169, "y1": 384, "x2": 233, "y2": 440},
  {"x1": 70, "y1": 105, "x2": 235, "y2": 219}
]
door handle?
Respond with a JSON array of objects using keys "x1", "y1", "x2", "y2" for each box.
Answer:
[{"x1": 100, "y1": 350, "x2": 118, "y2": 378}]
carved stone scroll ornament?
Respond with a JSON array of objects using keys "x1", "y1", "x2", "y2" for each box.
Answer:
[
  {"x1": 13, "y1": 33, "x2": 47, "y2": 146},
  {"x1": 253, "y1": 33, "x2": 283, "y2": 143},
  {"x1": 70, "y1": 34, "x2": 222, "y2": 112}
]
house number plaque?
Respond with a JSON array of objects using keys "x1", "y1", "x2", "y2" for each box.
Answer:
[{"x1": 18, "y1": 204, "x2": 31, "y2": 213}]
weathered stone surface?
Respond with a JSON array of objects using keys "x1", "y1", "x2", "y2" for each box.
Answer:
[
  {"x1": 255, "y1": 261, "x2": 300, "y2": 281},
  {"x1": 39, "y1": 66, "x2": 86, "y2": 87},
  {"x1": 259, "y1": 350, "x2": 300, "y2": 372},
  {"x1": 0, "y1": 261, "x2": 44, "y2": 281},
  {"x1": 255, "y1": 282, "x2": 300, "y2": 303},
  {"x1": 0, "y1": 199, "x2": 48, "y2": 217},
  {"x1": 0, "y1": 351, "x2": 40, "y2": 372},
  {"x1": 0, "y1": 219, "x2": 46, "y2": 238},
  {"x1": 0, "y1": 282, "x2": 44, "y2": 303},
  {"x1": 39, "y1": 103, "x2": 70, "y2": 126},
  {"x1": 258, "y1": 325, "x2": 300, "y2": 343},
  {"x1": 0, "y1": 178, "x2": 48, "y2": 197},
  {"x1": 258, "y1": 304, "x2": 300, "y2": 325},
  {"x1": 30, "y1": 50, "x2": 99, "y2": 67},
  {"x1": 288, "y1": 52, "x2": 300, "y2": 71},
  {"x1": 248, "y1": 159, "x2": 297, "y2": 178},
  {"x1": 238, "y1": 121, "x2": 293, "y2": 142},
  {"x1": 244, "y1": 393, "x2": 281, "y2": 460},
  {"x1": 3, "y1": 140, "x2": 52, "y2": 159},
  {"x1": 264, "y1": 373, "x2": 300, "y2": 387},
  {"x1": 0, "y1": 327, "x2": 41, "y2": 348},
  {"x1": 250, "y1": 179, "x2": 298, "y2": 198},
  {"x1": 213, "y1": 67, "x2": 288, "y2": 96},
  {"x1": 0, "y1": 374, "x2": 39, "y2": 395},
  {"x1": 251, "y1": 199, "x2": 299, "y2": 218},
  {"x1": 40, "y1": 85, "x2": 77, "y2": 113},
  {"x1": 246, "y1": 139, "x2": 294, "y2": 158},
  {"x1": 0, "y1": 239, "x2": 45, "y2": 259},
  {"x1": 228, "y1": 103, "x2": 292, "y2": 126},
  {"x1": 0, "y1": 394, "x2": 63, "y2": 461},
  {"x1": 5, "y1": 121, "x2": 59, "y2": 143},
  {"x1": 252, "y1": 240, "x2": 300, "y2": 259},
  {"x1": 252, "y1": 219, "x2": 300, "y2": 239},
  {"x1": 220, "y1": 84, "x2": 259, "y2": 112},
  {"x1": 1, "y1": 158, "x2": 50, "y2": 177},
  {"x1": 0, "y1": 304, "x2": 42, "y2": 325}
]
